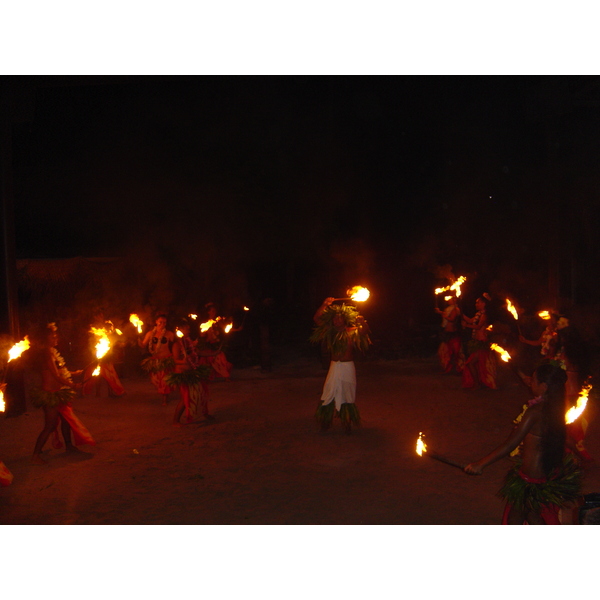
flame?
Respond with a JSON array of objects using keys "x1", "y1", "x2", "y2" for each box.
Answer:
[
  {"x1": 348, "y1": 286, "x2": 370, "y2": 302},
  {"x1": 200, "y1": 319, "x2": 216, "y2": 333},
  {"x1": 176, "y1": 329, "x2": 184, "y2": 338},
  {"x1": 416, "y1": 432, "x2": 427, "y2": 456},
  {"x1": 444, "y1": 295, "x2": 452, "y2": 301},
  {"x1": 435, "y1": 275, "x2": 466, "y2": 298},
  {"x1": 0, "y1": 389, "x2": 5, "y2": 413},
  {"x1": 506, "y1": 299, "x2": 519, "y2": 321},
  {"x1": 92, "y1": 365, "x2": 101, "y2": 377},
  {"x1": 486, "y1": 324, "x2": 493, "y2": 331},
  {"x1": 7, "y1": 336, "x2": 30, "y2": 362},
  {"x1": 188, "y1": 314, "x2": 197, "y2": 320},
  {"x1": 115, "y1": 328, "x2": 123, "y2": 336},
  {"x1": 129, "y1": 314, "x2": 144, "y2": 334},
  {"x1": 566, "y1": 381, "x2": 592, "y2": 424},
  {"x1": 90, "y1": 327, "x2": 111, "y2": 360},
  {"x1": 490, "y1": 343, "x2": 511, "y2": 362},
  {"x1": 224, "y1": 323, "x2": 233, "y2": 334},
  {"x1": 538, "y1": 311, "x2": 551, "y2": 320},
  {"x1": 243, "y1": 306, "x2": 250, "y2": 311}
]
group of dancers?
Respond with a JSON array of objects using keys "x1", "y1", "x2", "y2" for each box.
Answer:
[
  {"x1": 2, "y1": 292, "x2": 595, "y2": 524},
  {"x1": 436, "y1": 292, "x2": 594, "y2": 524},
  {"x1": 0, "y1": 303, "x2": 235, "y2": 480}
]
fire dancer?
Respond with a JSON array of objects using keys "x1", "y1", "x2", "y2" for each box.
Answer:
[
  {"x1": 464, "y1": 363, "x2": 583, "y2": 524},
  {"x1": 30, "y1": 323, "x2": 96, "y2": 465},
  {"x1": 199, "y1": 302, "x2": 233, "y2": 380},
  {"x1": 82, "y1": 310, "x2": 125, "y2": 397},
  {"x1": 435, "y1": 294, "x2": 464, "y2": 374},
  {"x1": 519, "y1": 311, "x2": 558, "y2": 360},
  {"x1": 168, "y1": 319, "x2": 214, "y2": 425},
  {"x1": 139, "y1": 313, "x2": 176, "y2": 405},
  {"x1": 554, "y1": 315, "x2": 592, "y2": 461},
  {"x1": 310, "y1": 298, "x2": 371, "y2": 433},
  {"x1": 461, "y1": 294, "x2": 497, "y2": 389}
]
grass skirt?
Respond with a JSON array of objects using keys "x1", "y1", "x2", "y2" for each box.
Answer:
[
  {"x1": 315, "y1": 401, "x2": 361, "y2": 427},
  {"x1": 499, "y1": 454, "x2": 582, "y2": 514},
  {"x1": 141, "y1": 356, "x2": 175, "y2": 374},
  {"x1": 165, "y1": 365, "x2": 211, "y2": 387},
  {"x1": 30, "y1": 387, "x2": 76, "y2": 408}
]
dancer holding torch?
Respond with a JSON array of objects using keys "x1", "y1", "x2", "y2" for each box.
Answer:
[
  {"x1": 461, "y1": 294, "x2": 497, "y2": 389},
  {"x1": 139, "y1": 313, "x2": 176, "y2": 405},
  {"x1": 168, "y1": 318, "x2": 214, "y2": 425},
  {"x1": 311, "y1": 296, "x2": 371, "y2": 433},
  {"x1": 30, "y1": 323, "x2": 95, "y2": 465},
  {"x1": 435, "y1": 294, "x2": 464, "y2": 374},
  {"x1": 464, "y1": 363, "x2": 583, "y2": 524}
]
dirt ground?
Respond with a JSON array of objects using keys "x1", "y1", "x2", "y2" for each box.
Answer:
[{"x1": 1, "y1": 347, "x2": 599, "y2": 525}]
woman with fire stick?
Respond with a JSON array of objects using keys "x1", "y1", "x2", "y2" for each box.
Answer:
[
  {"x1": 168, "y1": 319, "x2": 214, "y2": 425},
  {"x1": 461, "y1": 294, "x2": 497, "y2": 389},
  {"x1": 519, "y1": 312, "x2": 558, "y2": 360},
  {"x1": 464, "y1": 363, "x2": 583, "y2": 524},
  {"x1": 198, "y1": 302, "x2": 233, "y2": 380},
  {"x1": 29, "y1": 323, "x2": 96, "y2": 465},
  {"x1": 553, "y1": 315, "x2": 593, "y2": 461},
  {"x1": 82, "y1": 309, "x2": 125, "y2": 398},
  {"x1": 435, "y1": 294, "x2": 464, "y2": 374},
  {"x1": 310, "y1": 298, "x2": 371, "y2": 434},
  {"x1": 139, "y1": 313, "x2": 176, "y2": 405}
]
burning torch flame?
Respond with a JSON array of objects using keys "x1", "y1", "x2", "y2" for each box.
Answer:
[
  {"x1": 416, "y1": 432, "x2": 427, "y2": 456},
  {"x1": 0, "y1": 388, "x2": 5, "y2": 413},
  {"x1": 435, "y1": 276, "x2": 467, "y2": 298},
  {"x1": 176, "y1": 330, "x2": 184, "y2": 338},
  {"x1": 90, "y1": 327, "x2": 111, "y2": 360},
  {"x1": 129, "y1": 314, "x2": 144, "y2": 334},
  {"x1": 566, "y1": 382, "x2": 592, "y2": 424},
  {"x1": 490, "y1": 343, "x2": 511, "y2": 362},
  {"x1": 506, "y1": 299, "x2": 519, "y2": 321},
  {"x1": 538, "y1": 311, "x2": 551, "y2": 320},
  {"x1": 188, "y1": 314, "x2": 197, "y2": 320},
  {"x1": 200, "y1": 320, "x2": 214, "y2": 333},
  {"x1": 92, "y1": 365, "x2": 101, "y2": 377},
  {"x1": 8, "y1": 336, "x2": 30, "y2": 362},
  {"x1": 224, "y1": 323, "x2": 233, "y2": 334},
  {"x1": 243, "y1": 306, "x2": 250, "y2": 311},
  {"x1": 347, "y1": 286, "x2": 370, "y2": 302}
]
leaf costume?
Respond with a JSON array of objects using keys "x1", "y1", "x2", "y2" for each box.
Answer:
[{"x1": 310, "y1": 303, "x2": 370, "y2": 430}]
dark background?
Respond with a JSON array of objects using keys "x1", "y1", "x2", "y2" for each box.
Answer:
[{"x1": 3, "y1": 75, "x2": 600, "y2": 353}]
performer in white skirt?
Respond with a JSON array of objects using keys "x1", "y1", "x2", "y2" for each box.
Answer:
[{"x1": 311, "y1": 297, "x2": 371, "y2": 433}]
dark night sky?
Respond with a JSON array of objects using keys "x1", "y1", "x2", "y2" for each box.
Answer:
[
  {"x1": 12, "y1": 75, "x2": 594, "y2": 255},
  {"x1": 5, "y1": 75, "x2": 600, "y2": 333}
]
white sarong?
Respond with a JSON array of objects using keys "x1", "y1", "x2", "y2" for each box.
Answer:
[{"x1": 320, "y1": 360, "x2": 356, "y2": 410}]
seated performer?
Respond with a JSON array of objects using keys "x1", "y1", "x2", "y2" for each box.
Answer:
[
  {"x1": 311, "y1": 297, "x2": 371, "y2": 434},
  {"x1": 30, "y1": 323, "x2": 96, "y2": 465},
  {"x1": 464, "y1": 363, "x2": 583, "y2": 524},
  {"x1": 168, "y1": 319, "x2": 214, "y2": 425}
]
